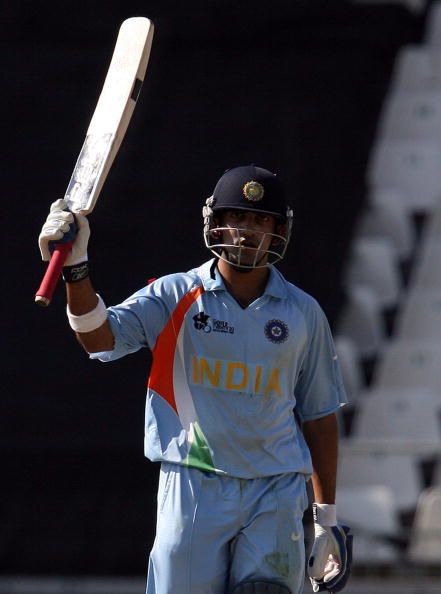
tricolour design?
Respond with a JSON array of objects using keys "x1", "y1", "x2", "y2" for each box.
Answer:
[
  {"x1": 148, "y1": 286, "x2": 204, "y2": 413},
  {"x1": 148, "y1": 286, "x2": 216, "y2": 472}
]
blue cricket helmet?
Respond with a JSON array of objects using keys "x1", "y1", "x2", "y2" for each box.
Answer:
[
  {"x1": 203, "y1": 165, "x2": 293, "y2": 268},
  {"x1": 211, "y1": 165, "x2": 289, "y2": 220}
]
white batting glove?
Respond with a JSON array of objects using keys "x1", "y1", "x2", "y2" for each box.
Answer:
[
  {"x1": 39, "y1": 199, "x2": 90, "y2": 266},
  {"x1": 308, "y1": 504, "x2": 353, "y2": 593}
]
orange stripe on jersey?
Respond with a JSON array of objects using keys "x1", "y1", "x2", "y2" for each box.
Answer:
[{"x1": 148, "y1": 286, "x2": 205, "y2": 413}]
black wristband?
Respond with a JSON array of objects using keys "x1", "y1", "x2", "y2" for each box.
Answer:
[{"x1": 62, "y1": 261, "x2": 90, "y2": 283}]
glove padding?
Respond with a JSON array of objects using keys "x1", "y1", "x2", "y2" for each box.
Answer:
[
  {"x1": 39, "y1": 199, "x2": 90, "y2": 266},
  {"x1": 308, "y1": 524, "x2": 353, "y2": 593}
]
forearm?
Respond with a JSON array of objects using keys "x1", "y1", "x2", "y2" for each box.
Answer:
[
  {"x1": 39, "y1": 201, "x2": 115, "y2": 353},
  {"x1": 303, "y1": 412, "x2": 338, "y2": 504},
  {"x1": 66, "y1": 276, "x2": 99, "y2": 314},
  {"x1": 305, "y1": 413, "x2": 353, "y2": 592},
  {"x1": 66, "y1": 278, "x2": 115, "y2": 353}
]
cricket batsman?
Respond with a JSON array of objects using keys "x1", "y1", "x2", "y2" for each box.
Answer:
[{"x1": 39, "y1": 165, "x2": 352, "y2": 594}]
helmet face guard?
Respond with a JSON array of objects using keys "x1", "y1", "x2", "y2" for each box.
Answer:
[
  {"x1": 203, "y1": 202, "x2": 293, "y2": 269},
  {"x1": 202, "y1": 165, "x2": 293, "y2": 269}
]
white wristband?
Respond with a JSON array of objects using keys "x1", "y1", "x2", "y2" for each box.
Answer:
[
  {"x1": 312, "y1": 503, "x2": 337, "y2": 526},
  {"x1": 67, "y1": 294, "x2": 108, "y2": 333}
]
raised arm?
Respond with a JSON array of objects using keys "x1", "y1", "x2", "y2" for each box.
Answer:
[
  {"x1": 39, "y1": 199, "x2": 115, "y2": 353},
  {"x1": 65, "y1": 277, "x2": 115, "y2": 353}
]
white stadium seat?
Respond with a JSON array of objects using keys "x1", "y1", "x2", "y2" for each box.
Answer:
[
  {"x1": 396, "y1": 288, "x2": 441, "y2": 339},
  {"x1": 334, "y1": 336, "x2": 364, "y2": 403},
  {"x1": 338, "y1": 443, "x2": 422, "y2": 511},
  {"x1": 351, "y1": 387, "x2": 441, "y2": 448},
  {"x1": 410, "y1": 239, "x2": 441, "y2": 289},
  {"x1": 336, "y1": 286, "x2": 386, "y2": 359},
  {"x1": 358, "y1": 191, "x2": 416, "y2": 261},
  {"x1": 367, "y1": 140, "x2": 441, "y2": 214},
  {"x1": 373, "y1": 339, "x2": 441, "y2": 391},
  {"x1": 343, "y1": 237, "x2": 402, "y2": 309},
  {"x1": 337, "y1": 485, "x2": 401, "y2": 563},
  {"x1": 407, "y1": 486, "x2": 441, "y2": 564},
  {"x1": 422, "y1": 203, "x2": 441, "y2": 240},
  {"x1": 377, "y1": 90, "x2": 441, "y2": 142},
  {"x1": 389, "y1": 45, "x2": 441, "y2": 92},
  {"x1": 425, "y1": 1, "x2": 441, "y2": 48}
]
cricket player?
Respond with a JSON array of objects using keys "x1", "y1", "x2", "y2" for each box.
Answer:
[{"x1": 39, "y1": 165, "x2": 352, "y2": 594}]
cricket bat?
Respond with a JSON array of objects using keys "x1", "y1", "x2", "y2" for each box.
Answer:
[{"x1": 35, "y1": 16, "x2": 154, "y2": 306}]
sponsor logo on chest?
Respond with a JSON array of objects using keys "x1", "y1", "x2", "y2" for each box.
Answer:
[{"x1": 193, "y1": 311, "x2": 234, "y2": 334}]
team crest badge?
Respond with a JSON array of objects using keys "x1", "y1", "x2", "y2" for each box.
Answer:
[
  {"x1": 264, "y1": 319, "x2": 289, "y2": 343},
  {"x1": 243, "y1": 180, "x2": 264, "y2": 202}
]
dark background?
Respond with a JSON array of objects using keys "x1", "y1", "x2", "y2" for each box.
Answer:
[{"x1": 2, "y1": 0, "x2": 426, "y2": 576}]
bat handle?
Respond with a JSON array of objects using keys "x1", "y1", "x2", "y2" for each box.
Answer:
[{"x1": 35, "y1": 242, "x2": 73, "y2": 306}]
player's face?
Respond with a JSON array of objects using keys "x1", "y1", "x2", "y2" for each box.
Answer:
[{"x1": 217, "y1": 209, "x2": 278, "y2": 267}]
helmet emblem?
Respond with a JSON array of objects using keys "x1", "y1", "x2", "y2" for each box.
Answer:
[{"x1": 243, "y1": 180, "x2": 264, "y2": 202}]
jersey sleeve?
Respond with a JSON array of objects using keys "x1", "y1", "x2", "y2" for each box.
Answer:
[
  {"x1": 89, "y1": 290, "x2": 169, "y2": 362},
  {"x1": 294, "y1": 301, "x2": 347, "y2": 422}
]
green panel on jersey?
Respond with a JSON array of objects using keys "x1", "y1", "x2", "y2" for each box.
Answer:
[{"x1": 185, "y1": 421, "x2": 216, "y2": 472}]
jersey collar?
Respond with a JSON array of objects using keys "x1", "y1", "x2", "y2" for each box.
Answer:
[{"x1": 198, "y1": 259, "x2": 287, "y2": 299}]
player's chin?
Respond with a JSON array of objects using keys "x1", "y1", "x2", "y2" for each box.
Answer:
[{"x1": 225, "y1": 247, "x2": 267, "y2": 269}]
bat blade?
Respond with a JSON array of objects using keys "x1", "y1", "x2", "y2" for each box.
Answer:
[{"x1": 35, "y1": 17, "x2": 154, "y2": 306}]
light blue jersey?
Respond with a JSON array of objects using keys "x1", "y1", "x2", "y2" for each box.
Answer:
[{"x1": 92, "y1": 259, "x2": 347, "y2": 478}]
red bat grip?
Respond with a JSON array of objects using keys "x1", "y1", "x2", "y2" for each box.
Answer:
[{"x1": 35, "y1": 242, "x2": 73, "y2": 306}]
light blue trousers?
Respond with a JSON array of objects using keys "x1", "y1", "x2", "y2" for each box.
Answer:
[{"x1": 146, "y1": 463, "x2": 309, "y2": 594}]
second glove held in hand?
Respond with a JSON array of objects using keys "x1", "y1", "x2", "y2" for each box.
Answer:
[{"x1": 308, "y1": 503, "x2": 353, "y2": 593}]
